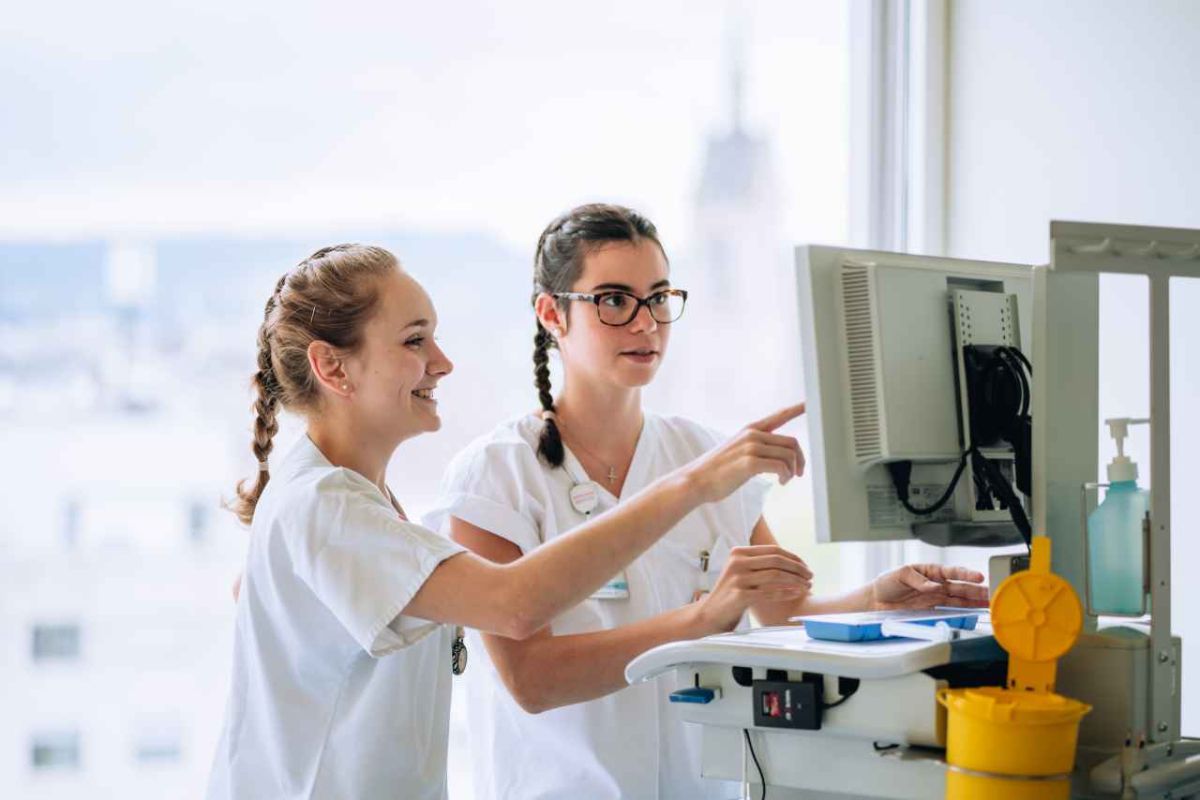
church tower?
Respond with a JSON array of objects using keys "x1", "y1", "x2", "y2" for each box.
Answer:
[{"x1": 654, "y1": 21, "x2": 798, "y2": 430}]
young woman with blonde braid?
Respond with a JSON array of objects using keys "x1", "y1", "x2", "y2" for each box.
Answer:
[
  {"x1": 427, "y1": 204, "x2": 989, "y2": 800},
  {"x1": 204, "y1": 244, "x2": 809, "y2": 800}
]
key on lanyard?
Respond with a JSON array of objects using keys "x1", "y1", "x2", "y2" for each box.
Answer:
[{"x1": 451, "y1": 626, "x2": 468, "y2": 675}]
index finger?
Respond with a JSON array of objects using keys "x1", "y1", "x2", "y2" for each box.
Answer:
[
  {"x1": 914, "y1": 564, "x2": 986, "y2": 585},
  {"x1": 748, "y1": 402, "x2": 806, "y2": 433},
  {"x1": 743, "y1": 554, "x2": 814, "y2": 581}
]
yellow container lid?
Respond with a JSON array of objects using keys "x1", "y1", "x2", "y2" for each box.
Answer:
[
  {"x1": 990, "y1": 537, "x2": 1083, "y2": 692},
  {"x1": 941, "y1": 686, "x2": 1091, "y2": 726}
]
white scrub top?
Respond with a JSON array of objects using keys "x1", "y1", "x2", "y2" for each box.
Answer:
[
  {"x1": 207, "y1": 435, "x2": 465, "y2": 800},
  {"x1": 425, "y1": 412, "x2": 770, "y2": 800}
]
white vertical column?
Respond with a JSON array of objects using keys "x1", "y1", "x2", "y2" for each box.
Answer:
[
  {"x1": 1032, "y1": 264, "x2": 1099, "y2": 615},
  {"x1": 905, "y1": 0, "x2": 947, "y2": 257}
]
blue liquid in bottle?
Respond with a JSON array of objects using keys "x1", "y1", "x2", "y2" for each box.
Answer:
[{"x1": 1087, "y1": 480, "x2": 1149, "y2": 615}]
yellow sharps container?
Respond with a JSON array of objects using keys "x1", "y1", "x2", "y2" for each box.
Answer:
[{"x1": 938, "y1": 537, "x2": 1091, "y2": 799}]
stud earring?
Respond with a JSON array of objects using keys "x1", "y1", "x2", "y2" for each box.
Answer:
[{"x1": 341, "y1": 383, "x2": 349, "y2": 391}]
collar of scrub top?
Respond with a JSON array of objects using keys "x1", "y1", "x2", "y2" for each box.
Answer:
[{"x1": 539, "y1": 408, "x2": 601, "y2": 515}]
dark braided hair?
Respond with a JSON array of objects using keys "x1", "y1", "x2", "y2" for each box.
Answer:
[
  {"x1": 229, "y1": 244, "x2": 399, "y2": 525},
  {"x1": 531, "y1": 203, "x2": 665, "y2": 467}
]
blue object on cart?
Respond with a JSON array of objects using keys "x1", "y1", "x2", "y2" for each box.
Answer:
[
  {"x1": 669, "y1": 687, "x2": 719, "y2": 704},
  {"x1": 796, "y1": 609, "x2": 983, "y2": 643}
]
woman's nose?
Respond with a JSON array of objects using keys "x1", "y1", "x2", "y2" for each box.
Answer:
[
  {"x1": 429, "y1": 341, "x2": 453, "y2": 376},
  {"x1": 627, "y1": 302, "x2": 658, "y2": 333}
]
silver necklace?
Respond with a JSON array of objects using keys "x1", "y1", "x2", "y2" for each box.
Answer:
[{"x1": 558, "y1": 419, "x2": 621, "y2": 486}]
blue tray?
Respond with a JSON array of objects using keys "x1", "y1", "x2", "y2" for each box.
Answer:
[{"x1": 796, "y1": 609, "x2": 982, "y2": 643}]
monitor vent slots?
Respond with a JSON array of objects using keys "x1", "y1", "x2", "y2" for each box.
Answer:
[{"x1": 840, "y1": 262, "x2": 883, "y2": 463}]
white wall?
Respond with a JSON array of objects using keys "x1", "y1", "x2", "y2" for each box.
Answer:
[
  {"x1": 945, "y1": 0, "x2": 1200, "y2": 735},
  {"x1": 946, "y1": 0, "x2": 1200, "y2": 262}
]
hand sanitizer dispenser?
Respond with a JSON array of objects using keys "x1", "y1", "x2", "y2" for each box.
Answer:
[{"x1": 1087, "y1": 417, "x2": 1151, "y2": 615}]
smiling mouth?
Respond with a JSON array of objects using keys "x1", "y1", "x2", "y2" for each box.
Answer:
[{"x1": 412, "y1": 387, "x2": 436, "y2": 401}]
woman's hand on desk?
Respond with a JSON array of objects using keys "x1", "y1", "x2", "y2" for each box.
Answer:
[
  {"x1": 869, "y1": 564, "x2": 989, "y2": 610},
  {"x1": 695, "y1": 545, "x2": 813, "y2": 632}
]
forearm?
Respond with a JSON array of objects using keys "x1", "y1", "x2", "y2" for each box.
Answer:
[
  {"x1": 491, "y1": 603, "x2": 713, "y2": 713},
  {"x1": 500, "y1": 470, "x2": 696, "y2": 634},
  {"x1": 751, "y1": 583, "x2": 875, "y2": 626}
]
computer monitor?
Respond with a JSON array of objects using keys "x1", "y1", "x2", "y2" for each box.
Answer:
[{"x1": 795, "y1": 245, "x2": 1035, "y2": 545}]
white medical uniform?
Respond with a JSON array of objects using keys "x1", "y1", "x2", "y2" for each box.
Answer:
[
  {"x1": 207, "y1": 435, "x2": 465, "y2": 800},
  {"x1": 425, "y1": 413, "x2": 770, "y2": 800}
]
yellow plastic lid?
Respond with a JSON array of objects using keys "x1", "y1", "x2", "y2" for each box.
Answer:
[
  {"x1": 990, "y1": 537, "x2": 1083, "y2": 692},
  {"x1": 941, "y1": 686, "x2": 1090, "y2": 726},
  {"x1": 991, "y1": 538, "x2": 1082, "y2": 662}
]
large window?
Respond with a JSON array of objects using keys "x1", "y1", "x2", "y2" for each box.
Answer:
[{"x1": 1, "y1": 3, "x2": 850, "y2": 797}]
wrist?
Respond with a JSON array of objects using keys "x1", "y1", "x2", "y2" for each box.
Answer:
[
  {"x1": 667, "y1": 465, "x2": 708, "y2": 508},
  {"x1": 680, "y1": 602, "x2": 709, "y2": 639},
  {"x1": 862, "y1": 581, "x2": 881, "y2": 611},
  {"x1": 684, "y1": 596, "x2": 728, "y2": 637}
]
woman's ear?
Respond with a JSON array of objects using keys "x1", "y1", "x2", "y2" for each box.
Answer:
[
  {"x1": 534, "y1": 293, "x2": 567, "y2": 337},
  {"x1": 307, "y1": 341, "x2": 352, "y2": 396}
]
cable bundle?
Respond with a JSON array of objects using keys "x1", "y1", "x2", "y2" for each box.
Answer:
[{"x1": 886, "y1": 345, "x2": 1034, "y2": 548}]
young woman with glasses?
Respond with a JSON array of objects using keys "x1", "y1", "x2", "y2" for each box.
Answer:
[{"x1": 426, "y1": 203, "x2": 988, "y2": 800}]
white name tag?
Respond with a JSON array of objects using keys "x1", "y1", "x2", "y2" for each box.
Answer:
[
  {"x1": 590, "y1": 572, "x2": 630, "y2": 600},
  {"x1": 569, "y1": 482, "x2": 599, "y2": 516}
]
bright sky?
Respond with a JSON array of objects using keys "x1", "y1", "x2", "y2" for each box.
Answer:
[{"x1": 0, "y1": 1, "x2": 848, "y2": 249}]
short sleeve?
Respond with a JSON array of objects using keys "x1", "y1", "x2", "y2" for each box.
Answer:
[
  {"x1": 282, "y1": 470, "x2": 465, "y2": 657},
  {"x1": 423, "y1": 438, "x2": 547, "y2": 555}
]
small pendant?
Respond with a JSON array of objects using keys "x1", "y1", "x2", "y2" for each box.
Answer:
[
  {"x1": 451, "y1": 626, "x2": 468, "y2": 675},
  {"x1": 607, "y1": 466, "x2": 617, "y2": 484}
]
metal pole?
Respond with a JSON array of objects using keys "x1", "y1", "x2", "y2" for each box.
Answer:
[{"x1": 1148, "y1": 274, "x2": 1174, "y2": 743}]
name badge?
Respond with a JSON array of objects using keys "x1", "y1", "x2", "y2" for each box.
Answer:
[
  {"x1": 590, "y1": 571, "x2": 630, "y2": 600},
  {"x1": 569, "y1": 481, "x2": 599, "y2": 516}
]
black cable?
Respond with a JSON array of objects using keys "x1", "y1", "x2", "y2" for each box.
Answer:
[
  {"x1": 996, "y1": 345, "x2": 1034, "y2": 498},
  {"x1": 822, "y1": 693, "x2": 853, "y2": 710},
  {"x1": 971, "y1": 449, "x2": 1032, "y2": 548},
  {"x1": 964, "y1": 345, "x2": 1032, "y2": 447},
  {"x1": 964, "y1": 345, "x2": 1034, "y2": 549},
  {"x1": 888, "y1": 344, "x2": 1035, "y2": 549},
  {"x1": 886, "y1": 451, "x2": 971, "y2": 516},
  {"x1": 888, "y1": 444, "x2": 1032, "y2": 549},
  {"x1": 999, "y1": 344, "x2": 1032, "y2": 378},
  {"x1": 823, "y1": 677, "x2": 861, "y2": 710},
  {"x1": 743, "y1": 729, "x2": 766, "y2": 800},
  {"x1": 995, "y1": 346, "x2": 1031, "y2": 418}
]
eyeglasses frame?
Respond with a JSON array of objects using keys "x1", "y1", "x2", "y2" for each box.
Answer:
[{"x1": 547, "y1": 288, "x2": 689, "y2": 327}]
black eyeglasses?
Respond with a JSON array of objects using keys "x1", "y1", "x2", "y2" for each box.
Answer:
[{"x1": 552, "y1": 288, "x2": 689, "y2": 327}]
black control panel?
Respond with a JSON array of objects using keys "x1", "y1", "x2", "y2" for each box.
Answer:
[{"x1": 751, "y1": 674, "x2": 823, "y2": 730}]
